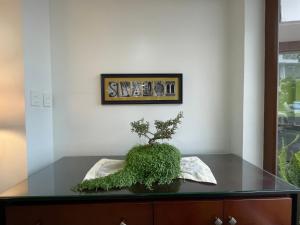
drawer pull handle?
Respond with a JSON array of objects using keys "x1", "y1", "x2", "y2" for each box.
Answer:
[
  {"x1": 120, "y1": 221, "x2": 127, "y2": 225},
  {"x1": 214, "y1": 217, "x2": 223, "y2": 225},
  {"x1": 228, "y1": 216, "x2": 237, "y2": 225}
]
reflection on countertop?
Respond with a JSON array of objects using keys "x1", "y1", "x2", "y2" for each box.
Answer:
[{"x1": 0, "y1": 154, "x2": 298, "y2": 201}]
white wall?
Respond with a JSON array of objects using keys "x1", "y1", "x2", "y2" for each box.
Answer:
[
  {"x1": 243, "y1": 0, "x2": 265, "y2": 168},
  {"x1": 227, "y1": 0, "x2": 265, "y2": 168},
  {"x1": 50, "y1": 0, "x2": 231, "y2": 160},
  {"x1": 0, "y1": 0, "x2": 27, "y2": 192},
  {"x1": 17, "y1": 0, "x2": 265, "y2": 173},
  {"x1": 22, "y1": 0, "x2": 54, "y2": 174},
  {"x1": 228, "y1": 0, "x2": 245, "y2": 158}
]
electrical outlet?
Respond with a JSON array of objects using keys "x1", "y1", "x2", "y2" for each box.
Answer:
[
  {"x1": 30, "y1": 91, "x2": 42, "y2": 107},
  {"x1": 43, "y1": 93, "x2": 52, "y2": 107}
]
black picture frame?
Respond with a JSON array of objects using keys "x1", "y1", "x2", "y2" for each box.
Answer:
[{"x1": 101, "y1": 74, "x2": 183, "y2": 104}]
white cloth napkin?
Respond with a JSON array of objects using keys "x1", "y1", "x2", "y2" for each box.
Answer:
[{"x1": 83, "y1": 156, "x2": 217, "y2": 184}]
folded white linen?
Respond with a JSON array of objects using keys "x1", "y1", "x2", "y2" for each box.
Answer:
[{"x1": 83, "y1": 156, "x2": 217, "y2": 184}]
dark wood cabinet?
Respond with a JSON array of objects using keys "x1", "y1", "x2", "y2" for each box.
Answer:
[
  {"x1": 223, "y1": 198, "x2": 292, "y2": 225},
  {"x1": 5, "y1": 197, "x2": 292, "y2": 225},
  {"x1": 154, "y1": 200, "x2": 223, "y2": 225},
  {"x1": 154, "y1": 198, "x2": 292, "y2": 225},
  {"x1": 6, "y1": 203, "x2": 153, "y2": 225},
  {"x1": 1, "y1": 155, "x2": 298, "y2": 225}
]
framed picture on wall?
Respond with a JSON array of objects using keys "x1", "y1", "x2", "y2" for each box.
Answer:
[{"x1": 101, "y1": 74, "x2": 183, "y2": 104}]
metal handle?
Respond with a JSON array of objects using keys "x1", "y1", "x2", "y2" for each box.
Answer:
[
  {"x1": 228, "y1": 216, "x2": 237, "y2": 225},
  {"x1": 214, "y1": 217, "x2": 223, "y2": 225},
  {"x1": 120, "y1": 221, "x2": 127, "y2": 225}
]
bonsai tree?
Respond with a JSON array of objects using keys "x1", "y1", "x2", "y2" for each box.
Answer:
[
  {"x1": 130, "y1": 111, "x2": 183, "y2": 144},
  {"x1": 75, "y1": 112, "x2": 183, "y2": 192}
]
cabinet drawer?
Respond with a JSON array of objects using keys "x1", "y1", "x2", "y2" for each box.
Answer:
[
  {"x1": 154, "y1": 200, "x2": 223, "y2": 225},
  {"x1": 224, "y1": 197, "x2": 292, "y2": 225},
  {"x1": 6, "y1": 202, "x2": 153, "y2": 225}
]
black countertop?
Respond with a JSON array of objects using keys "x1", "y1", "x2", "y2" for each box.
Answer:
[{"x1": 0, "y1": 154, "x2": 298, "y2": 203}]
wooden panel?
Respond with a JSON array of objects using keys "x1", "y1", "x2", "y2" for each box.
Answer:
[
  {"x1": 154, "y1": 200, "x2": 223, "y2": 225},
  {"x1": 224, "y1": 198, "x2": 292, "y2": 225},
  {"x1": 264, "y1": 0, "x2": 279, "y2": 174},
  {"x1": 6, "y1": 202, "x2": 153, "y2": 225},
  {"x1": 6, "y1": 205, "x2": 56, "y2": 225},
  {"x1": 279, "y1": 41, "x2": 300, "y2": 53}
]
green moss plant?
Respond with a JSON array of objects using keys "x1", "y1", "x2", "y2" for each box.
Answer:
[{"x1": 74, "y1": 112, "x2": 183, "y2": 192}]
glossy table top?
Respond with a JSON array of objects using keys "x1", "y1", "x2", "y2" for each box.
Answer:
[{"x1": 0, "y1": 154, "x2": 298, "y2": 202}]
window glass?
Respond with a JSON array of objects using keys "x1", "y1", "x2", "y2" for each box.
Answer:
[
  {"x1": 278, "y1": 52, "x2": 300, "y2": 187},
  {"x1": 281, "y1": 0, "x2": 300, "y2": 22}
]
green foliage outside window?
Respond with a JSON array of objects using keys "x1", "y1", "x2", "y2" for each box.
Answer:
[
  {"x1": 278, "y1": 77, "x2": 295, "y2": 113},
  {"x1": 278, "y1": 134, "x2": 300, "y2": 187}
]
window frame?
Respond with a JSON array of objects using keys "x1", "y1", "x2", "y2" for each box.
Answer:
[
  {"x1": 264, "y1": 0, "x2": 300, "y2": 174},
  {"x1": 264, "y1": 0, "x2": 279, "y2": 174}
]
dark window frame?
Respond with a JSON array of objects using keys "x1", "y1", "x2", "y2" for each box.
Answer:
[
  {"x1": 264, "y1": 0, "x2": 279, "y2": 174},
  {"x1": 264, "y1": 0, "x2": 300, "y2": 174}
]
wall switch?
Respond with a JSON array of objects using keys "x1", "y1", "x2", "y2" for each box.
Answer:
[
  {"x1": 30, "y1": 91, "x2": 43, "y2": 107},
  {"x1": 43, "y1": 93, "x2": 52, "y2": 107}
]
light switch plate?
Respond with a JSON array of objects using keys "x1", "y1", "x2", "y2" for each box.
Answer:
[
  {"x1": 30, "y1": 91, "x2": 42, "y2": 107},
  {"x1": 43, "y1": 93, "x2": 52, "y2": 107}
]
